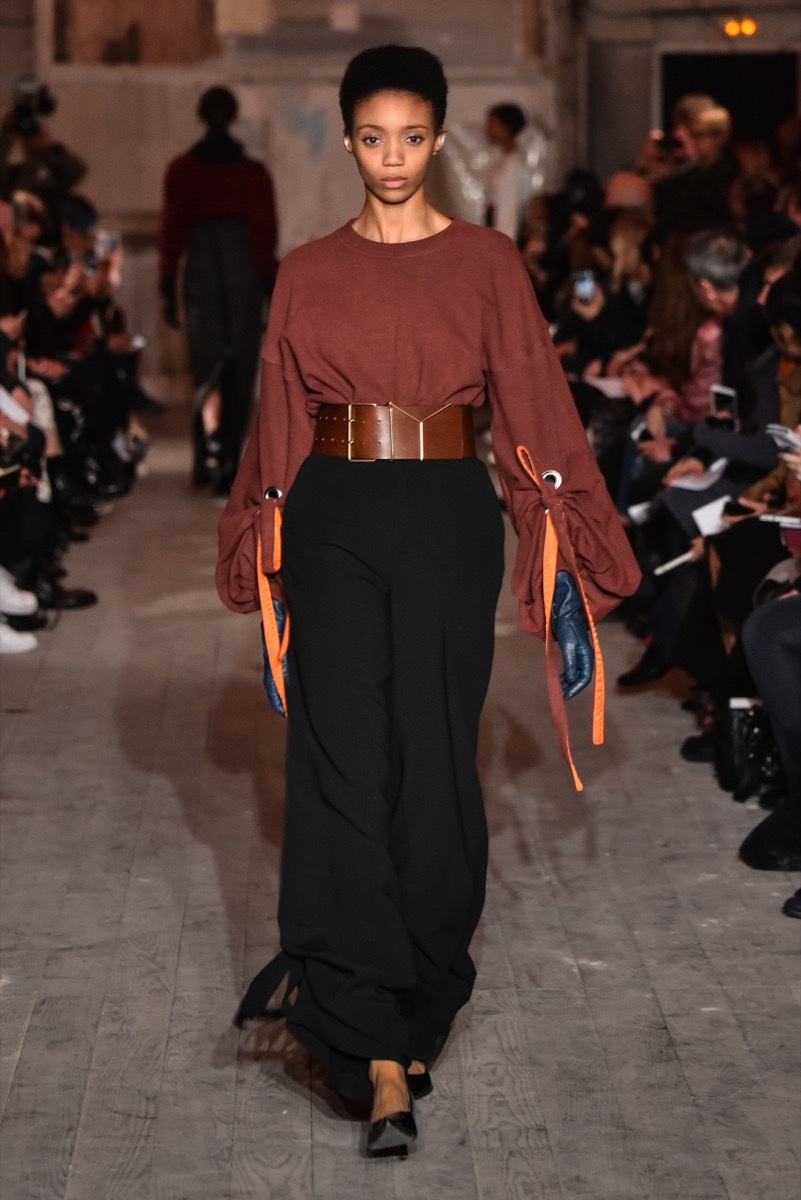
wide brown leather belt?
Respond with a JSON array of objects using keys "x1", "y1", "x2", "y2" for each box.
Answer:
[{"x1": 312, "y1": 403, "x2": 476, "y2": 461}]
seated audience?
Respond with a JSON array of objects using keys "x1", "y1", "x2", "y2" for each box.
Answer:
[{"x1": 1, "y1": 80, "x2": 160, "y2": 654}]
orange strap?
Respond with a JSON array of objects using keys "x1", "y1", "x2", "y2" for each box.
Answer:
[
  {"x1": 256, "y1": 506, "x2": 290, "y2": 716},
  {"x1": 516, "y1": 445, "x2": 606, "y2": 791}
]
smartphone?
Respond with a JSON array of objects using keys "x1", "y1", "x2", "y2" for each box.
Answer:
[
  {"x1": 710, "y1": 384, "x2": 737, "y2": 419},
  {"x1": 723, "y1": 499, "x2": 753, "y2": 517},
  {"x1": 572, "y1": 268, "x2": 596, "y2": 305},
  {"x1": 629, "y1": 417, "x2": 654, "y2": 444},
  {"x1": 0, "y1": 463, "x2": 22, "y2": 490},
  {"x1": 94, "y1": 230, "x2": 120, "y2": 259},
  {"x1": 654, "y1": 132, "x2": 681, "y2": 153}
]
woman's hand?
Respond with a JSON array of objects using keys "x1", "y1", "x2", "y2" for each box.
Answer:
[
  {"x1": 552, "y1": 571, "x2": 594, "y2": 700},
  {"x1": 607, "y1": 344, "x2": 646, "y2": 378},
  {"x1": 27, "y1": 357, "x2": 68, "y2": 379},
  {"x1": 620, "y1": 358, "x2": 657, "y2": 404},
  {"x1": 723, "y1": 495, "x2": 768, "y2": 525},
  {"x1": 664, "y1": 456, "x2": 705, "y2": 483},
  {"x1": 554, "y1": 338, "x2": 577, "y2": 362},
  {"x1": 781, "y1": 448, "x2": 801, "y2": 484},
  {"x1": 0, "y1": 313, "x2": 25, "y2": 343},
  {"x1": 639, "y1": 435, "x2": 676, "y2": 464},
  {"x1": 47, "y1": 286, "x2": 77, "y2": 319}
]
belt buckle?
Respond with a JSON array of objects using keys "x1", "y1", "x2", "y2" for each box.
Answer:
[
  {"x1": 347, "y1": 402, "x2": 378, "y2": 462},
  {"x1": 390, "y1": 403, "x2": 452, "y2": 461},
  {"x1": 388, "y1": 402, "x2": 425, "y2": 460}
]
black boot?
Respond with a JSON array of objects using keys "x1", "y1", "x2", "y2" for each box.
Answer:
[
  {"x1": 739, "y1": 798, "x2": 801, "y2": 871},
  {"x1": 617, "y1": 643, "x2": 669, "y2": 688}
]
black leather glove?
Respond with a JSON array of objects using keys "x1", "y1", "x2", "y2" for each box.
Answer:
[
  {"x1": 552, "y1": 570, "x2": 594, "y2": 700},
  {"x1": 261, "y1": 599, "x2": 289, "y2": 717},
  {"x1": 159, "y1": 275, "x2": 180, "y2": 330}
]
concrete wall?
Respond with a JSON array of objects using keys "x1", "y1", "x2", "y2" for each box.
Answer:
[
  {"x1": 586, "y1": 40, "x2": 654, "y2": 183},
  {"x1": 0, "y1": 0, "x2": 34, "y2": 88},
  {"x1": 53, "y1": 0, "x2": 219, "y2": 65}
]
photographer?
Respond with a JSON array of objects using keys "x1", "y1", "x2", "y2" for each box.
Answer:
[
  {"x1": 650, "y1": 97, "x2": 739, "y2": 236},
  {"x1": 1, "y1": 75, "x2": 85, "y2": 231},
  {"x1": 553, "y1": 208, "x2": 652, "y2": 377}
]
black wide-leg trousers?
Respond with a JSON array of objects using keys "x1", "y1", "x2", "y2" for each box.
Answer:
[{"x1": 263, "y1": 453, "x2": 504, "y2": 1104}]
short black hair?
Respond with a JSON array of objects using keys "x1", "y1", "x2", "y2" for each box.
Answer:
[
  {"x1": 339, "y1": 44, "x2": 447, "y2": 133},
  {"x1": 61, "y1": 193, "x2": 98, "y2": 232},
  {"x1": 488, "y1": 103, "x2": 527, "y2": 138},
  {"x1": 198, "y1": 86, "x2": 238, "y2": 129},
  {"x1": 765, "y1": 259, "x2": 801, "y2": 337}
]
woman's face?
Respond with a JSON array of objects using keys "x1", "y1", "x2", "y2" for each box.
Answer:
[{"x1": 345, "y1": 90, "x2": 444, "y2": 206}]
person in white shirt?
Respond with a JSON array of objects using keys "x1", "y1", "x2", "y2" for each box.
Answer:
[{"x1": 484, "y1": 103, "x2": 531, "y2": 244}]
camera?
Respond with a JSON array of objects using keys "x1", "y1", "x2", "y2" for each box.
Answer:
[
  {"x1": 654, "y1": 132, "x2": 681, "y2": 154},
  {"x1": 7, "y1": 74, "x2": 57, "y2": 138},
  {"x1": 0, "y1": 427, "x2": 44, "y2": 487}
]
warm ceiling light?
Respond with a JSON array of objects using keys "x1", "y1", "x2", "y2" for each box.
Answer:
[
  {"x1": 740, "y1": 17, "x2": 757, "y2": 35},
  {"x1": 724, "y1": 18, "x2": 741, "y2": 36}
]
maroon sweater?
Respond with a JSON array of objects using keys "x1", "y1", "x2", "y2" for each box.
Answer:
[
  {"x1": 158, "y1": 140, "x2": 277, "y2": 279},
  {"x1": 216, "y1": 219, "x2": 640, "y2": 637}
]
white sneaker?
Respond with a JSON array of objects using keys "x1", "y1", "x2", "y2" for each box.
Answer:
[
  {"x1": 0, "y1": 567, "x2": 38, "y2": 617},
  {"x1": 0, "y1": 619, "x2": 38, "y2": 654}
]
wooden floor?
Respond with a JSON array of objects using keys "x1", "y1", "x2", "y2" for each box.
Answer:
[{"x1": 1, "y1": 413, "x2": 799, "y2": 1200}]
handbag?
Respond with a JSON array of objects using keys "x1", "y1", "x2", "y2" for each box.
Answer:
[{"x1": 714, "y1": 704, "x2": 784, "y2": 804}]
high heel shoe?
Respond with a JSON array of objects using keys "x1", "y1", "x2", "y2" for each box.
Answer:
[
  {"x1": 406, "y1": 1068, "x2": 433, "y2": 1100},
  {"x1": 367, "y1": 1092, "x2": 417, "y2": 1155}
]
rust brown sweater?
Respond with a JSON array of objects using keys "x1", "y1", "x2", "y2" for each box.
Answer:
[{"x1": 216, "y1": 218, "x2": 640, "y2": 636}]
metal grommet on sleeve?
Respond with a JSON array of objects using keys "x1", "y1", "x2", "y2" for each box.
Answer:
[
  {"x1": 542, "y1": 470, "x2": 563, "y2": 489},
  {"x1": 264, "y1": 487, "x2": 283, "y2": 500}
]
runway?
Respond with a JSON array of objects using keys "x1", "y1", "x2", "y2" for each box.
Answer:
[{"x1": 1, "y1": 409, "x2": 799, "y2": 1199}]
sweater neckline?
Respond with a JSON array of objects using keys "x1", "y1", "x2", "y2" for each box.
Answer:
[{"x1": 338, "y1": 217, "x2": 463, "y2": 257}]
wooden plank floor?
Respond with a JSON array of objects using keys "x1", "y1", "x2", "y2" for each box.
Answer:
[{"x1": 2, "y1": 412, "x2": 799, "y2": 1200}]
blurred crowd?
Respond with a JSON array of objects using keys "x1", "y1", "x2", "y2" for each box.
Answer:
[
  {"x1": 0, "y1": 75, "x2": 162, "y2": 655},
  {"x1": 514, "y1": 93, "x2": 801, "y2": 899}
]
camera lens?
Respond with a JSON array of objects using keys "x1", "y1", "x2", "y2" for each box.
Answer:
[{"x1": 11, "y1": 103, "x2": 40, "y2": 137}]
